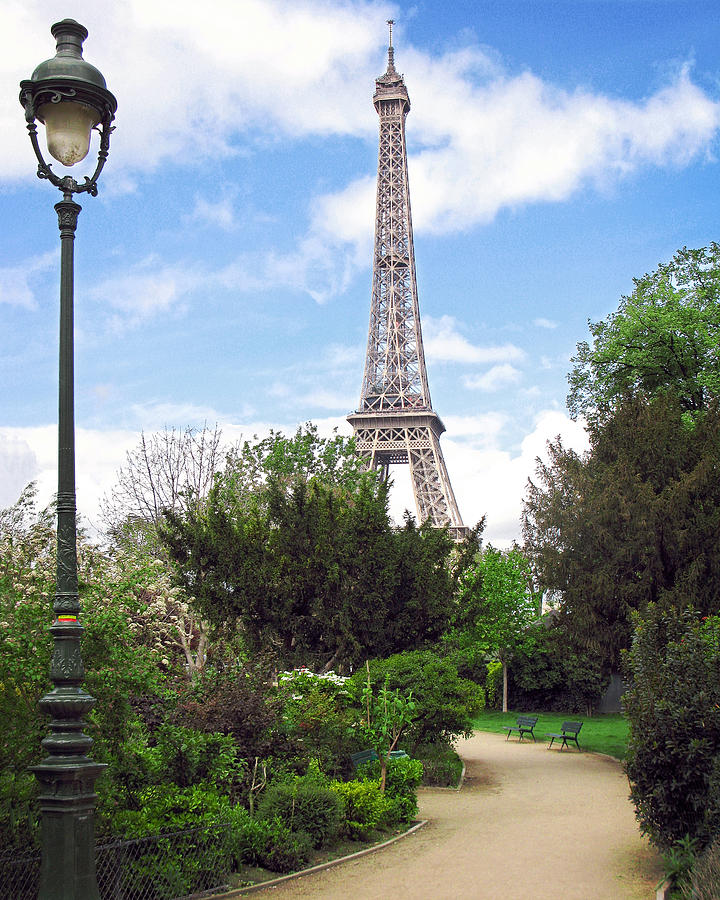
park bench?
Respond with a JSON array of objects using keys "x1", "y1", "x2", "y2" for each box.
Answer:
[
  {"x1": 546, "y1": 721, "x2": 583, "y2": 750},
  {"x1": 502, "y1": 715, "x2": 538, "y2": 742},
  {"x1": 350, "y1": 749, "x2": 409, "y2": 769}
]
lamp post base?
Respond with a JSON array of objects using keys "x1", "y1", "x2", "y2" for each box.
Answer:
[{"x1": 32, "y1": 759, "x2": 106, "y2": 900}]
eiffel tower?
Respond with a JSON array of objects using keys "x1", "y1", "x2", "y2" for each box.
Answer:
[{"x1": 347, "y1": 22, "x2": 469, "y2": 540}]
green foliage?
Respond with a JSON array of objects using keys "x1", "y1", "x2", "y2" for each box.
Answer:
[
  {"x1": 355, "y1": 668, "x2": 415, "y2": 756},
  {"x1": 355, "y1": 651, "x2": 484, "y2": 749},
  {"x1": 358, "y1": 756, "x2": 423, "y2": 822},
  {"x1": 171, "y1": 661, "x2": 288, "y2": 768},
  {"x1": 328, "y1": 779, "x2": 394, "y2": 840},
  {"x1": 454, "y1": 545, "x2": 538, "y2": 652},
  {"x1": 415, "y1": 744, "x2": 464, "y2": 787},
  {"x1": 277, "y1": 670, "x2": 356, "y2": 778},
  {"x1": 162, "y1": 426, "x2": 457, "y2": 671},
  {"x1": 109, "y1": 782, "x2": 237, "y2": 838},
  {"x1": 507, "y1": 622, "x2": 608, "y2": 714},
  {"x1": 227, "y1": 807, "x2": 313, "y2": 873},
  {"x1": 451, "y1": 544, "x2": 538, "y2": 710},
  {"x1": 623, "y1": 606, "x2": 720, "y2": 849},
  {"x1": 524, "y1": 394, "x2": 720, "y2": 668},
  {"x1": 484, "y1": 660, "x2": 503, "y2": 710},
  {"x1": 0, "y1": 772, "x2": 39, "y2": 852},
  {"x1": 661, "y1": 835, "x2": 698, "y2": 898},
  {"x1": 256, "y1": 773, "x2": 344, "y2": 849},
  {"x1": 568, "y1": 244, "x2": 720, "y2": 421}
]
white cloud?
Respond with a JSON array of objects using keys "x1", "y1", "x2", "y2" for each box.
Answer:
[
  {"x1": 415, "y1": 409, "x2": 589, "y2": 546},
  {"x1": 534, "y1": 318, "x2": 558, "y2": 329},
  {"x1": 5, "y1": 4, "x2": 716, "y2": 226},
  {"x1": 0, "y1": 409, "x2": 588, "y2": 546},
  {"x1": 0, "y1": 250, "x2": 56, "y2": 309},
  {"x1": 188, "y1": 194, "x2": 236, "y2": 230},
  {"x1": 0, "y1": 431, "x2": 40, "y2": 506},
  {"x1": 463, "y1": 363, "x2": 523, "y2": 392},
  {"x1": 88, "y1": 256, "x2": 197, "y2": 331},
  {"x1": 423, "y1": 315, "x2": 526, "y2": 365}
]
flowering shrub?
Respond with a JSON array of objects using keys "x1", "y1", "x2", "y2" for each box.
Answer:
[{"x1": 277, "y1": 668, "x2": 356, "y2": 777}]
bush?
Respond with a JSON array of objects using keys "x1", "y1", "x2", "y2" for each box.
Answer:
[
  {"x1": 507, "y1": 622, "x2": 608, "y2": 714},
  {"x1": 226, "y1": 806, "x2": 313, "y2": 874},
  {"x1": 0, "y1": 771, "x2": 39, "y2": 852},
  {"x1": 416, "y1": 743, "x2": 464, "y2": 787},
  {"x1": 329, "y1": 779, "x2": 394, "y2": 840},
  {"x1": 623, "y1": 606, "x2": 720, "y2": 849},
  {"x1": 111, "y1": 784, "x2": 235, "y2": 838},
  {"x1": 351, "y1": 651, "x2": 483, "y2": 749},
  {"x1": 172, "y1": 660, "x2": 288, "y2": 764},
  {"x1": 277, "y1": 670, "x2": 357, "y2": 778},
  {"x1": 359, "y1": 756, "x2": 423, "y2": 823},
  {"x1": 257, "y1": 775, "x2": 343, "y2": 849}
]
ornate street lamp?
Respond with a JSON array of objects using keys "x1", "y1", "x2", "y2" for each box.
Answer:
[{"x1": 19, "y1": 20, "x2": 116, "y2": 900}]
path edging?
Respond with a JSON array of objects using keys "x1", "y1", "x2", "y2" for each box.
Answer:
[{"x1": 212, "y1": 819, "x2": 428, "y2": 897}]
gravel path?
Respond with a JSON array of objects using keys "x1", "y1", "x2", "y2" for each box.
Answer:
[{"x1": 259, "y1": 731, "x2": 663, "y2": 900}]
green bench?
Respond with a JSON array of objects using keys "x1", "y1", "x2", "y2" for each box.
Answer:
[
  {"x1": 350, "y1": 749, "x2": 409, "y2": 769},
  {"x1": 546, "y1": 721, "x2": 583, "y2": 750},
  {"x1": 502, "y1": 715, "x2": 538, "y2": 742}
]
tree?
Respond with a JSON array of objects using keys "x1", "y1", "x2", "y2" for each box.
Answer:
[
  {"x1": 453, "y1": 545, "x2": 538, "y2": 712},
  {"x1": 101, "y1": 423, "x2": 224, "y2": 538},
  {"x1": 101, "y1": 424, "x2": 230, "y2": 673},
  {"x1": 161, "y1": 428, "x2": 457, "y2": 671},
  {"x1": 356, "y1": 663, "x2": 416, "y2": 792},
  {"x1": 523, "y1": 393, "x2": 720, "y2": 669},
  {"x1": 568, "y1": 244, "x2": 720, "y2": 422}
]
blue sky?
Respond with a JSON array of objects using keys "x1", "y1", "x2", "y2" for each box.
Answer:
[{"x1": 2, "y1": 0, "x2": 719, "y2": 544}]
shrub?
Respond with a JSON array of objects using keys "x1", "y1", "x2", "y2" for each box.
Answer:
[
  {"x1": 257, "y1": 776, "x2": 343, "y2": 849},
  {"x1": 507, "y1": 623, "x2": 608, "y2": 714},
  {"x1": 225, "y1": 806, "x2": 313, "y2": 874},
  {"x1": 153, "y1": 724, "x2": 244, "y2": 792},
  {"x1": 172, "y1": 660, "x2": 289, "y2": 763},
  {"x1": 0, "y1": 771, "x2": 39, "y2": 852},
  {"x1": 111, "y1": 784, "x2": 234, "y2": 838},
  {"x1": 359, "y1": 757, "x2": 423, "y2": 823},
  {"x1": 278, "y1": 670, "x2": 357, "y2": 778},
  {"x1": 416, "y1": 743, "x2": 464, "y2": 787},
  {"x1": 351, "y1": 651, "x2": 483, "y2": 749},
  {"x1": 329, "y1": 779, "x2": 394, "y2": 840},
  {"x1": 623, "y1": 606, "x2": 720, "y2": 849}
]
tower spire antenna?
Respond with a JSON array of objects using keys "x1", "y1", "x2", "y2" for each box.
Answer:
[{"x1": 386, "y1": 19, "x2": 397, "y2": 74}]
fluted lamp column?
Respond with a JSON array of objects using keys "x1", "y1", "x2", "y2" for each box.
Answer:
[{"x1": 19, "y1": 19, "x2": 117, "y2": 900}]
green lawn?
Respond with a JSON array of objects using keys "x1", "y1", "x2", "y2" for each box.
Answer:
[{"x1": 471, "y1": 710, "x2": 629, "y2": 760}]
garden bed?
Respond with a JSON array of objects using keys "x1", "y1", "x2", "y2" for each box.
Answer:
[{"x1": 213, "y1": 821, "x2": 426, "y2": 896}]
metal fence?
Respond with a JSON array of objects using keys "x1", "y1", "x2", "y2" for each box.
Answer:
[{"x1": 0, "y1": 823, "x2": 236, "y2": 900}]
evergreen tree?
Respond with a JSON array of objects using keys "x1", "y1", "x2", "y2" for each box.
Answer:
[{"x1": 523, "y1": 393, "x2": 720, "y2": 668}]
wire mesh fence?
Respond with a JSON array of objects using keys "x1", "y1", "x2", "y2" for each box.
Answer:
[
  {"x1": 0, "y1": 849, "x2": 40, "y2": 900},
  {"x1": 0, "y1": 823, "x2": 236, "y2": 900}
]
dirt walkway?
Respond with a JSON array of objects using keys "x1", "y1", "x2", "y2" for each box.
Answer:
[{"x1": 259, "y1": 732, "x2": 663, "y2": 899}]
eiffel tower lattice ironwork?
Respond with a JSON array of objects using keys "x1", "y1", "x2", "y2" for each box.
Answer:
[{"x1": 347, "y1": 23, "x2": 468, "y2": 540}]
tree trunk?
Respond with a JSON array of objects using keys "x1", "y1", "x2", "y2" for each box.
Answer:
[{"x1": 502, "y1": 661, "x2": 508, "y2": 713}]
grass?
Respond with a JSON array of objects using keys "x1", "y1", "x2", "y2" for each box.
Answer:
[{"x1": 471, "y1": 710, "x2": 630, "y2": 760}]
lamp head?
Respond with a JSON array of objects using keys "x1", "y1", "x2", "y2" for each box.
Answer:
[{"x1": 20, "y1": 19, "x2": 117, "y2": 167}]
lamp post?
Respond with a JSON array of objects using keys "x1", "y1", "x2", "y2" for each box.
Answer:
[{"x1": 19, "y1": 20, "x2": 116, "y2": 900}]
